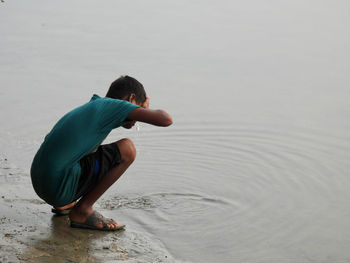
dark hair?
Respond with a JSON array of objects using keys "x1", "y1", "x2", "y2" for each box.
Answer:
[{"x1": 106, "y1": 75, "x2": 146, "y2": 103}]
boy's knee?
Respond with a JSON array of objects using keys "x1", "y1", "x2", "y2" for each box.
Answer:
[{"x1": 117, "y1": 138, "x2": 136, "y2": 164}]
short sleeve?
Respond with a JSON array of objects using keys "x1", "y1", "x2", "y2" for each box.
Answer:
[{"x1": 97, "y1": 98, "x2": 139, "y2": 131}]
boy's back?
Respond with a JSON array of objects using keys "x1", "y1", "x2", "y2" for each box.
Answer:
[{"x1": 31, "y1": 94, "x2": 138, "y2": 207}]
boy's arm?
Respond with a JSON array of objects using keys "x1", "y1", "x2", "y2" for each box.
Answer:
[{"x1": 127, "y1": 107, "x2": 173, "y2": 127}]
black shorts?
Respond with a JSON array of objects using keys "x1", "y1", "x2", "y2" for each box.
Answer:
[{"x1": 74, "y1": 142, "x2": 122, "y2": 201}]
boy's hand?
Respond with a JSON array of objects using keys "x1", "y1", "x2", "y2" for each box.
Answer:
[{"x1": 142, "y1": 96, "x2": 150, "y2": 109}]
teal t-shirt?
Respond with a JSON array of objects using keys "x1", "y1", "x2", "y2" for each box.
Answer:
[{"x1": 30, "y1": 94, "x2": 139, "y2": 206}]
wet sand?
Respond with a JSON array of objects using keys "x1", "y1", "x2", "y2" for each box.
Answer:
[{"x1": 0, "y1": 157, "x2": 174, "y2": 263}]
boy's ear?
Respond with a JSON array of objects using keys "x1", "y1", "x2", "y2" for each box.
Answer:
[{"x1": 128, "y1": 93, "x2": 136, "y2": 103}]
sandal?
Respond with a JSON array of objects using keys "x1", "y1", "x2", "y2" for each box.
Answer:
[{"x1": 70, "y1": 211, "x2": 125, "y2": 231}]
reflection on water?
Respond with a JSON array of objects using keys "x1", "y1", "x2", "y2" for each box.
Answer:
[
  {"x1": 20, "y1": 214, "x2": 175, "y2": 263},
  {"x1": 20, "y1": 216, "x2": 102, "y2": 262}
]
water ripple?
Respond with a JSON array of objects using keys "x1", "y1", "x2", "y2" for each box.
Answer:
[{"x1": 128, "y1": 120, "x2": 350, "y2": 257}]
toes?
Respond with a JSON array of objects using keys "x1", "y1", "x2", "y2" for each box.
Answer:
[
  {"x1": 109, "y1": 222, "x2": 118, "y2": 229},
  {"x1": 105, "y1": 222, "x2": 115, "y2": 229},
  {"x1": 106, "y1": 219, "x2": 119, "y2": 228}
]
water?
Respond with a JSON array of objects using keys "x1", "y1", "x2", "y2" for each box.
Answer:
[{"x1": 1, "y1": 0, "x2": 350, "y2": 262}]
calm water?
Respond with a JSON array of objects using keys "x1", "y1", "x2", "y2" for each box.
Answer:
[{"x1": 1, "y1": 0, "x2": 350, "y2": 262}]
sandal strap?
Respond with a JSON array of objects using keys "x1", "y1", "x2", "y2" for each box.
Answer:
[{"x1": 85, "y1": 211, "x2": 121, "y2": 228}]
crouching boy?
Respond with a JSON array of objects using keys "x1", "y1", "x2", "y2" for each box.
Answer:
[{"x1": 30, "y1": 76, "x2": 172, "y2": 231}]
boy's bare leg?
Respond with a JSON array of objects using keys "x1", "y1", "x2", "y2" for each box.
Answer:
[{"x1": 69, "y1": 138, "x2": 136, "y2": 229}]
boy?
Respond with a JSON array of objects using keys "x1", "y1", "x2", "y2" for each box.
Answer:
[{"x1": 30, "y1": 76, "x2": 172, "y2": 231}]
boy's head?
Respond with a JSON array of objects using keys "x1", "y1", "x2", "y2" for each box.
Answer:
[{"x1": 106, "y1": 75, "x2": 146, "y2": 105}]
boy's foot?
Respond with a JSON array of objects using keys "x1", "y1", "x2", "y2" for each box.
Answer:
[
  {"x1": 52, "y1": 201, "x2": 76, "y2": 216},
  {"x1": 70, "y1": 210, "x2": 125, "y2": 231}
]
